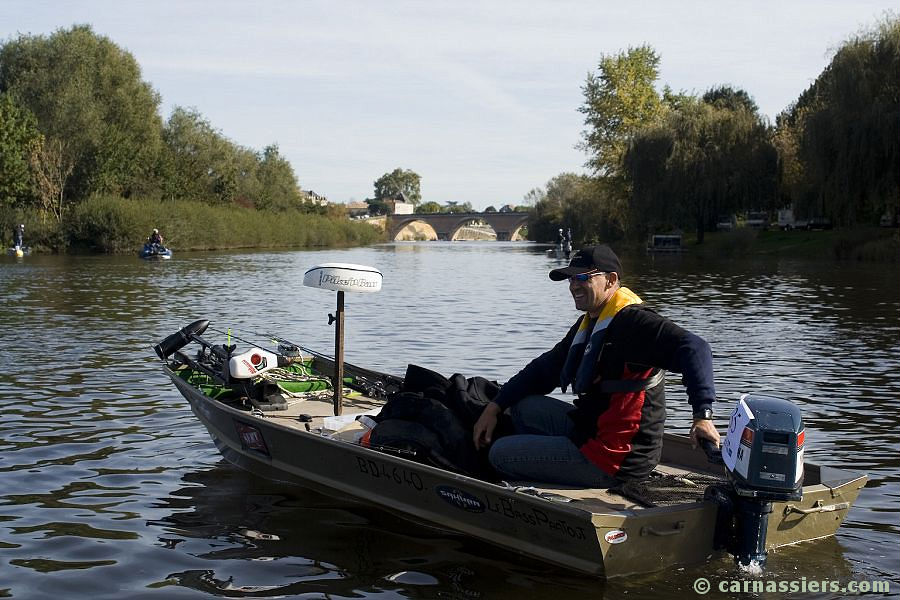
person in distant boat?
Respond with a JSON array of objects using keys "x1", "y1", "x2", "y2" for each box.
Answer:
[
  {"x1": 564, "y1": 227, "x2": 573, "y2": 259},
  {"x1": 473, "y1": 245, "x2": 721, "y2": 488},
  {"x1": 148, "y1": 228, "x2": 163, "y2": 247},
  {"x1": 13, "y1": 223, "x2": 24, "y2": 249}
]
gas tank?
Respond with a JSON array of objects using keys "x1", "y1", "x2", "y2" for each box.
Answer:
[{"x1": 228, "y1": 348, "x2": 280, "y2": 379}]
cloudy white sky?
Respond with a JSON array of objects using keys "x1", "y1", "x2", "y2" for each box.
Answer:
[{"x1": 2, "y1": 1, "x2": 895, "y2": 209}]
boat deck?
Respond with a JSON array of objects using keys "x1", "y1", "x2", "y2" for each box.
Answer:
[{"x1": 218, "y1": 387, "x2": 726, "y2": 511}]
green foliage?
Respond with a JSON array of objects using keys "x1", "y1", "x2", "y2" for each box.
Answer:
[
  {"x1": 443, "y1": 201, "x2": 473, "y2": 214},
  {"x1": 778, "y1": 14, "x2": 900, "y2": 225},
  {"x1": 255, "y1": 144, "x2": 303, "y2": 211},
  {"x1": 365, "y1": 198, "x2": 389, "y2": 216},
  {"x1": 373, "y1": 168, "x2": 421, "y2": 204},
  {"x1": 160, "y1": 107, "x2": 246, "y2": 205},
  {"x1": 625, "y1": 96, "x2": 777, "y2": 242},
  {"x1": 526, "y1": 173, "x2": 613, "y2": 243},
  {"x1": 0, "y1": 25, "x2": 163, "y2": 203},
  {"x1": 702, "y1": 85, "x2": 760, "y2": 114},
  {"x1": 578, "y1": 45, "x2": 664, "y2": 178},
  {"x1": 65, "y1": 195, "x2": 384, "y2": 253},
  {"x1": 578, "y1": 45, "x2": 665, "y2": 233},
  {"x1": 415, "y1": 201, "x2": 442, "y2": 214},
  {"x1": 0, "y1": 93, "x2": 40, "y2": 207}
]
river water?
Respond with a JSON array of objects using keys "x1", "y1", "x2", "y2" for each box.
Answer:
[{"x1": 0, "y1": 242, "x2": 897, "y2": 599}]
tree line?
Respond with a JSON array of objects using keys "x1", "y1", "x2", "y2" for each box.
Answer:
[
  {"x1": 0, "y1": 25, "x2": 357, "y2": 252},
  {"x1": 527, "y1": 14, "x2": 899, "y2": 245}
]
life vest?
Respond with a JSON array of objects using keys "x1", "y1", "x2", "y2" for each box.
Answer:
[{"x1": 568, "y1": 304, "x2": 667, "y2": 481}]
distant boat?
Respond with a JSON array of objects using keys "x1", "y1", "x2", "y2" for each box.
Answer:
[
  {"x1": 646, "y1": 234, "x2": 684, "y2": 253},
  {"x1": 6, "y1": 246, "x2": 30, "y2": 257},
  {"x1": 139, "y1": 243, "x2": 173, "y2": 260}
]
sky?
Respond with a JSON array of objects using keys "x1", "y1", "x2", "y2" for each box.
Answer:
[{"x1": 2, "y1": 1, "x2": 896, "y2": 210}]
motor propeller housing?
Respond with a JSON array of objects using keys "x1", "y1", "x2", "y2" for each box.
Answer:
[{"x1": 154, "y1": 319, "x2": 209, "y2": 359}]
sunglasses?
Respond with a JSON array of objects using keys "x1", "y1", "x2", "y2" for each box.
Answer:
[{"x1": 569, "y1": 271, "x2": 606, "y2": 282}]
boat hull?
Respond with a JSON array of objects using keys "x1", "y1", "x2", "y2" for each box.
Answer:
[
  {"x1": 139, "y1": 244, "x2": 172, "y2": 259},
  {"x1": 167, "y1": 367, "x2": 866, "y2": 577}
]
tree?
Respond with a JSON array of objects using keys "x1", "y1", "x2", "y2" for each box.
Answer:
[
  {"x1": 625, "y1": 97, "x2": 777, "y2": 242},
  {"x1": 578, "y1": 45, "x2": 664, "y2": 178},
  {"x1": 0, "y1": 25, "x2": 163, "y2": 202},
  {"x1": 527, "y1": 173, "x2": 604, "y2": 242},
  {"x1": 702, "y1": 85, "x2": 760, "y2": 114},
  {"x1": 578, "y1": 45, "x2": 665, "y2": 233},
  {"x1": 779, "y1": 15, "x2": 900, "y2": 225},
  {"x1": 373, "y1": 168, "x2": 422, "y2": 205},
  {"x1": 365, "y1": 198, "x2": 389, "y2": 216},
  {"x1": 415, "y1": 201, "x2": 442, "y2": 214},
  {"x1": 161, "y1": 107, "x2": 256, "y2": 205},
  {"x1": 443, "y1": 201, "x2": 472, "y2": 214},
  {"x1": 29, "y1": 136, "x2": 75, "y2": 223},
  {"x1": 255, "y1": 144, "x2": 302, "y2": 211},
  {"x1": 0, "y1": 93, "x2": 40, "y2": 207}
]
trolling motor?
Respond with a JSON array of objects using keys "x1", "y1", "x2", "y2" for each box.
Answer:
[
  {"x1": 154, "y1": 319, "x2": 210, "y2": 359},
  {"x1": 704, "y1": 394, "x2": 805, "y2": 568},
  {"x1": 155, "y1": 319, "x2": 310, "y2": 410}
]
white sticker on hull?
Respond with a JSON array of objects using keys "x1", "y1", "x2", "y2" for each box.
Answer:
[{"x1": 604, "y1": 530, "x2": 628, "y2": 545}]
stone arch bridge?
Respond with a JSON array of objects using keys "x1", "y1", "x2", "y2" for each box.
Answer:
[{"x1": 387, "y1": 211, "x2": 530, "y2": 241}]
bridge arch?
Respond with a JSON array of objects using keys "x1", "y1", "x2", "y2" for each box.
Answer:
[
  {"x1": 387, "y1": 211, "x2": 530, "y2": 241},
  {"x1": 389, "y1": 218, "x2": 438, "y2": 241}
]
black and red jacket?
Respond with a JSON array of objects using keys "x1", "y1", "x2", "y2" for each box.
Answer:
[{"x1": 493, "y1": 305, "x2": 716, "y2": 481}]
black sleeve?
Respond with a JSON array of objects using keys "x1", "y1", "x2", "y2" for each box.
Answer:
[
  {"x1": 614, "y1": 307, "x2": 717, "y2": 413},
  {"x1": 492, "y1": 317, "x2": 583, "y2": 409}
]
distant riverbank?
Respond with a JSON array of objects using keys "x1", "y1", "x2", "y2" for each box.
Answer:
[
  {"x1": 2, "y1": 196, "x2": 384, "y2": 255},
  {"x1": 632, "y1": 226, "x2": 900, "y2": 262}
]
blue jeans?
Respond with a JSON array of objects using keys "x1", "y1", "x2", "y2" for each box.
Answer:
[{"x1": 488, "y1": 395, "x2": 619, "y2": 488}]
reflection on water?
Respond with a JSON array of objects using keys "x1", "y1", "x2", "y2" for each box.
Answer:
[{"x1": 0, "y1": 243, "x2": 897, "y2": 599}]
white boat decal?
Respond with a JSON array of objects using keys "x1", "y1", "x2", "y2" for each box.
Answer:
[
  {"x1": 436, "y1": 486, "x2": 486, "y2": 513},
  {"x1": 605, "y1": 530, "x2": 628, "y2": 544}
]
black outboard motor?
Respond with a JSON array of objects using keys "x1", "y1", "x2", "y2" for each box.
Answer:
[{"x1": 705, "y1": 394, "x2": 805, "y2": 568}]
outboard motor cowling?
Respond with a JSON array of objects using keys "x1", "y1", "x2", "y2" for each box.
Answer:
[
  {"x1": 724, "y1": 395, "x2": 804, "y2": 501},
  {"x1": 716, "y1": 394, "x2": 805, "y2": 568}
]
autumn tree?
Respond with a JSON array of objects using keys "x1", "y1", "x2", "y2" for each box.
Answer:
[{"x1": 578, "y1": 45, "x2": 665, "y2": 233}]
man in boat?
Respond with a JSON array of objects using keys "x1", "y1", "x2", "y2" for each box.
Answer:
[
  {"x1": 473, "y1": 245, "x2": 720, "y2": 487},
  {"x1": 13, "y1": 223, "x2": 24, "y2": 249},
  {"x1": 148, "y1": 228, "x2": 163, "y2": 248}
]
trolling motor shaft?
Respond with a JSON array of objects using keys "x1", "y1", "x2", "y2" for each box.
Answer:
[{"x1": 302, "y1": 263, "x2": 383, "y2": 416}]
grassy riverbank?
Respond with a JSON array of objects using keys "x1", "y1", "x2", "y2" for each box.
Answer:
[
  {"x1": 667, "y1": 227, "x2": 900, "y2": 262},
  {"x1": 2, "y1": 196, "x2": 385, "y2": 254}
]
